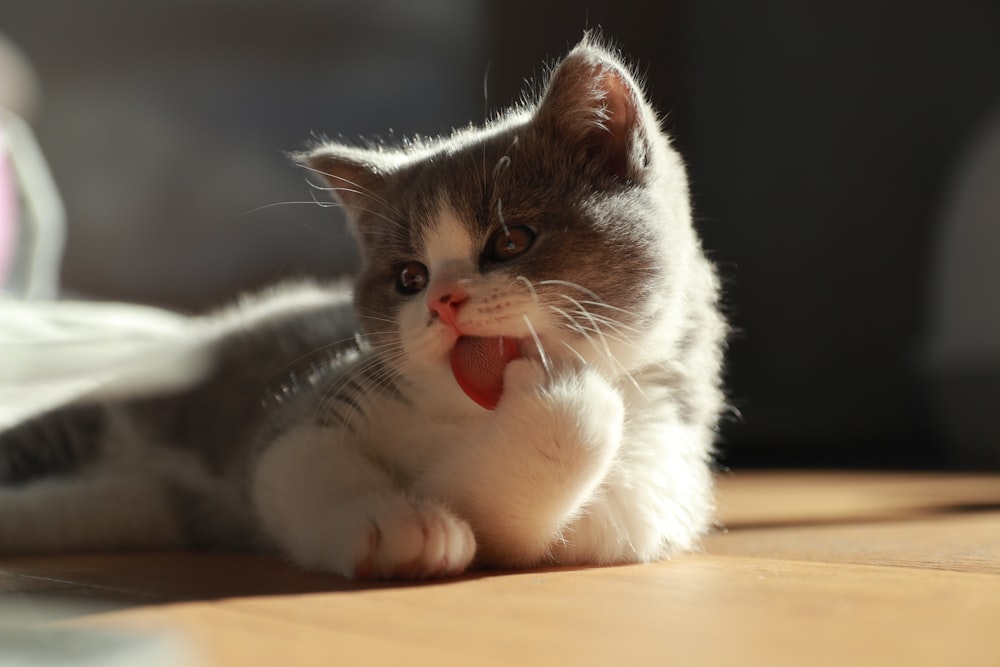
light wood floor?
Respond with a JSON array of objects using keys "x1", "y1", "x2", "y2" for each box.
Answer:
[{"x1": 2, "y1": 471, "x2": 999, "y2": 666}]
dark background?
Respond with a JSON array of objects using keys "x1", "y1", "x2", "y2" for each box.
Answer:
[{"x1": 3, "y1": 0, "x2": 1000, "y2": 469}]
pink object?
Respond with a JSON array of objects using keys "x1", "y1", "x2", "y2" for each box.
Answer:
[
  {"x1": 450, "y1": 336, "x2": 521, "y2": 410},
  {"x1": 427, "y1": 284, "x2": 470, "y2": 329},
  {"x1": 0, "y1": 132, "x2": 17, "y2": 286}
]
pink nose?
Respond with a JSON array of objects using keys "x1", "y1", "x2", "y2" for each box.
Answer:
[{"x1": 428, "y1": 286, "x2": 468, "y2": 328}]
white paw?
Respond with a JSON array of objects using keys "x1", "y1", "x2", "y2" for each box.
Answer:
[
  {"x1": 350, "y1": 500, "x2": 476, "y2": 580},
  {"x1": 499, "y1": 361, "x2": 625, "y2": 463},
  {"x1": 547, "y1": 368, "x2": 626, "y2": 457}
]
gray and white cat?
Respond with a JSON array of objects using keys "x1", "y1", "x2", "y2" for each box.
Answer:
[{"x1": 0, "y1": 37, "x2": 725, "y2": 579}]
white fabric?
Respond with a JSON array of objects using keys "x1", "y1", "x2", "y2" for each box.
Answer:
[{"x1": 0, "y1": 299, "x2": 207, "y2": 427}]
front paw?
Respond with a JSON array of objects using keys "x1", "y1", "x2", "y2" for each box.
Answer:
[
  {"x1": 350, "y1": 500, "x2": 476, "y2": 581},
  {"x1": 499, "y1": 361, "x2": 625, "y2": 462}
]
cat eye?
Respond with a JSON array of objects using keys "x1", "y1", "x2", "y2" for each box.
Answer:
[
  {"x1": 395, "y1": 261, "x2": 429, "y2": 294},
  {"x1": 487, "y1": 225, "x2": 537, "y2": 262}
]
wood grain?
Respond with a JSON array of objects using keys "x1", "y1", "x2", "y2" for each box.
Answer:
[{"x1": 1, "y1": 471, "x2": 998, "y2": 667}]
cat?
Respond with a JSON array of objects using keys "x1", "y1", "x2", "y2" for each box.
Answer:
[{"x1": 0, "y1": 36, "x2": 726, "y2": 579}]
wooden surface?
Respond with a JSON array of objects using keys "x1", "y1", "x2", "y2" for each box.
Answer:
[{"x1": 2, "y1": 471, "x2": 999, "y2": 666}]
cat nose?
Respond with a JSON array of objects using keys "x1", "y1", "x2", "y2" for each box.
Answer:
[{"x1": 427, "y1": 286, "x2": 469, "y2": 328}]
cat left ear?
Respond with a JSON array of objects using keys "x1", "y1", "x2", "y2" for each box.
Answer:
[
  {"x1": 534, "y1": 43, "x2": 650, "y2": 181},
  {"x1": 294, "y1": 145, "x2": 387, "y2": 212}
]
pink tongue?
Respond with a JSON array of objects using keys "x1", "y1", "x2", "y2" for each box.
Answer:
[{"x1": 449, "y1": 336, "x2": 521, "y2": 410}]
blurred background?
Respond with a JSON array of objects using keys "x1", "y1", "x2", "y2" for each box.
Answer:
[{"x1": 2, "y1": 0, "x2": 999, "y2": 469}]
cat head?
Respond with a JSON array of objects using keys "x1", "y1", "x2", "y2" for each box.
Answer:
[{"x1": 299, "y1": 36, "x2": 699, "y2": 404}]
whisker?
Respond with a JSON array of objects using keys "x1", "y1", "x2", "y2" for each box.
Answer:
[
  {"x1": 320, "y1": 196, "x2": 410, "y2": 233},
  {"x1": 497, "y1": 198, "x2": 511, "y2": 240},
  {"x1": 515, "y1": 275, "x2": 541, "y2": 304},
  {"x1": 548, "y1": 305, "x2": 603, "y2": 347},
  {"x1": 522, "y1": 314, "x2": 552, "y2": 378},
  {"x1": 307, "y1": 188, "x2": 339, "y2": 210},
  {"x1": 549, "y1": 294, "x2": 643, "y2": 337},
  {"x1": 482, "y1": 61, "x2": 491, "y2": 191},
  {"x1": 314, "y1": 343, "x2": 409, "y2": 436},
  {"x1": 560, "y1": 296, "x2": 614, "y2": 358},
  {"x1": 239, "y1": 200, "x2": 337, "y2": 217},
  {"x1": 260, "y1": 174, "x2": 410, "y2": 235},
  {"x1": 560, "y1": 340, "x2": 588, "y2": 366},
  {"x1": 537, "y1": 280, "x2": 603, "y2": 303},
  {"x1": 357, "y1": 313, "x2": 403, "y2": 327},
  {"x1": 574, "y1": 299, "x2": 643, "y2": 322},
  {"x1": 568, "y1": 309, "x2": 643, "y2": 340},
  {"x1": 340, "y1": 348, "x2": 419, "y2": 434},
  {"x1": 492, "y1": 155, "x2": 511, "y2": 182},
  {"x1": 261, "y1": 335, "x2": 366, "y2": 390},
  {"x1": 547, "y1": 303, "x2": 644, "y2": 395},
  {"x1": 300, "y1": 164, "x2": 405, "y2": 219}
]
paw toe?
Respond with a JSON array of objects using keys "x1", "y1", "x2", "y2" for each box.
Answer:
[{"x1": 356, "y1": 502, "x2": 476, "y2": 580}]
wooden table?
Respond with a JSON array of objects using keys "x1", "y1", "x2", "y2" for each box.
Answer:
[{"x1": 2, "y1": 471, "x2": 999, "y2": 666}]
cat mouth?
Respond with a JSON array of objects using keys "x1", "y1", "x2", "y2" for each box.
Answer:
[{"x1": 448, "y1": 336, "x2": 523, "y2": 410}]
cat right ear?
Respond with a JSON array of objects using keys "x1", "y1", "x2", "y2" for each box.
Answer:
[{"x1": 293, "y1": 144, "x2": 388, "y2": 212}]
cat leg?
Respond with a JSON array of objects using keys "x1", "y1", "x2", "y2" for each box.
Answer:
[
  {"x1": 415, "y1": 359, "x2": 626, "y2": 568},
  {"x1": 548, "y1": 419, "x2": 716, "y2": 566},
  {"x1": 0, "y1": 473, "x2": 187, "y2": 554},
  {"x1": 251, "y1": 424, "x2": 475, "y2": 579}
]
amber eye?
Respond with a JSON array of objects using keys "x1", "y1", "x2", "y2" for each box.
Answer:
[
  {"x1": 488, "y1": 225, "x2": 537, "y2": 262},
  {"x1": 395, "y1": 261, "x2": 429, "y2": 294}
]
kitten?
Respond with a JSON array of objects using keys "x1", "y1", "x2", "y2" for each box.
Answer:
[{"x1": 0, "y1": 36, "x2": 726, "y2": 579}]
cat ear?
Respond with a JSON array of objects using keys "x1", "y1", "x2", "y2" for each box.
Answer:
[
  {"x1": 294, "y1": 144, "x2": 389, "y2": 212},
  {"x1": 534, "y1": 42, "x2": 650, "y2": 181}
]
